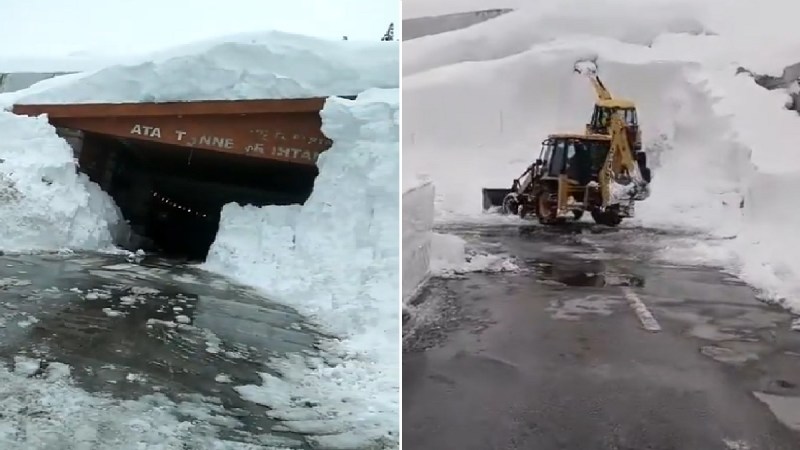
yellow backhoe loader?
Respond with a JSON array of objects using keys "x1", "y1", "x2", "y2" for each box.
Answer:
[{"x1": 482, "y1": 111, "x2": 650, "y2": 226}]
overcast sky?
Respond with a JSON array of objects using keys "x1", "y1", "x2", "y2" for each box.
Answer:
[{"x1": 0, "y1": 0, "x2": 397, "y2": 58}]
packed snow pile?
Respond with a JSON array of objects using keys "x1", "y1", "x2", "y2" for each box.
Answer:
[
  {"x1": 204, "y1": 88, "x2": 399, "y2": 448},
  {"x1": 0, "y1": 112, "x2": 121, "y2": 252},
  {"x1": 430, "y1": 232, "x2": 519, "y2": 276},
  {"x1": 12, "y1": 31, "x2": 398, "y2": 105},
  {"x1": 404, "y1": 0, "x2": 800, "y2": 312}
]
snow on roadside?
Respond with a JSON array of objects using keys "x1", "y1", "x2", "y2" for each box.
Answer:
[
  {"x1": 0, "y1": 111, "x2": 122, "y2": 252},
  {"x1": 204, "y1": 88, "x2": 398, "y2": 449},
  {"x1": 430, "y1": 232, "x2": 519, "y2": 277}
]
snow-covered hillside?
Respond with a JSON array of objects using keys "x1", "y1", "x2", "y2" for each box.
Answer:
[{"x1": 403, "y1": 0, "x2": 800, "y2": 312}]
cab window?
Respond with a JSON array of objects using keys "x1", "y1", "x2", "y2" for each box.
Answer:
[
  {"x1": 623, "y1": 108, "x2": 638, "y2": 126},
  {"x1": 549, "y1": 140, "x2": 566, "y2": 175}
]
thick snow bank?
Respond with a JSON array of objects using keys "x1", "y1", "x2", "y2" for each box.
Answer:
[
  {"x1": 404, "y1": 0, "x2": 800, "y2": 312},
  {"x1": 13, "y1": 31, "x2": 398, "y2": 105},
  {"x1": 402, "y1": 182, "x2": 434, "y2": 305},
  {"x1": 0, "y1": 112, "x2": 120, "y2": 252},
  {"x1": 204, "y1": 88, "x2": 398, "y2": 448}
]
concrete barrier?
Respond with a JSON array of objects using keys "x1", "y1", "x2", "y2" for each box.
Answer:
[{"x1": 402, "y1": 181, "x2": 435, "y2": 304}]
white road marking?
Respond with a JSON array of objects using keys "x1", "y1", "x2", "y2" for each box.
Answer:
[{"x1": 622, "y1": 287, "x2": 661, "y2": 332}]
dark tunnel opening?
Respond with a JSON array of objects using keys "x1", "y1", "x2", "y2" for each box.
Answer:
[{"x1": 81, "y1": 133, "x2": 318, "y2": 262}]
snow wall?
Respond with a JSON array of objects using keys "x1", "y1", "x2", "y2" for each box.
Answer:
[
  {"x1": 402, "y1": 182, "x2": 434, "y2": 305},
  {"x1": 0, "y1": 111, "x2": 122, "y2": 252},
  {"x1": 403, "y1": 0, "x2": 800, "y2": 312},
  {"x1": 204, "y1": 88, "x2": 399, "y2": 449}
]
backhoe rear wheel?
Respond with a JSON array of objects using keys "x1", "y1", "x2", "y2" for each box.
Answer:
[{"x1": 591, "y1": 208, "x2": 622, "y2": 227}]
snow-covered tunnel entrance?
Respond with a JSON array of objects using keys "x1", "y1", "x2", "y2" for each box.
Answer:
[{"x1": 12, "y1": 98, "x2": 345, "y2": 260}]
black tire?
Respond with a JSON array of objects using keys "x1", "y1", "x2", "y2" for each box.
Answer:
[
  {"x1": 636, "y1": 151, "x2": 647, "y2": 167},
  {"x1": 636, "y1": 151, "x2": 652, "y2": 183},
  {"x1": 501, "y1": 193, "x2": 519, "y2": 215},
  {"x1": 642, "y1": 167, "x2": 652, "y2": 183},
  {"x1": 591, "y1": 208, "x2": 622, "y2": 227}
]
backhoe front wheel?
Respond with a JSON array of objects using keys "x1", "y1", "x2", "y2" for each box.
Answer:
[{"x1": 501, "y1": 193, "x2": 519, "y2": 215}]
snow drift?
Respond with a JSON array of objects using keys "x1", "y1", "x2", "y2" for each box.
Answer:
[
  {"x1": 0, "y1": 112, "x2": 121, "y2": 252},
  {"x1": 403, "y1": 0, "x2": 800, "y2": 312},
  {"x1": 204, "y1": 88, "x2": 399, "y2": 448}
]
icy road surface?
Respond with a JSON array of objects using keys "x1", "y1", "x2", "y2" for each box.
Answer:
[
  {"x1": 404, "y1": 223, "x2": 800, "y2": 450},
  {"x1": 0, "y1": 252, "x2": 324, "y2": 449}
]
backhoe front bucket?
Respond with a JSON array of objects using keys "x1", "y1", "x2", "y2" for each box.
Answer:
[{"x1": 482, "y1": 188, "x2": 513, "y2": 211}]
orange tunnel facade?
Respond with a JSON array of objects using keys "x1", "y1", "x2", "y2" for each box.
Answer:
[
  {"x1": 10, "y1": 97, "x2": 350, "y2": 259},
  {"x1": 11, "y1": 97, "x2": 341, "y2": 167}
]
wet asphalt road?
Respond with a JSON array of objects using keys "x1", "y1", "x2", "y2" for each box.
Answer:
[
  {"x1": 0, "y1": 252, "x2": 320, "y2": 449},
  {"x1": 403, "y1": 223, "x2": 800, "y2": 450}
]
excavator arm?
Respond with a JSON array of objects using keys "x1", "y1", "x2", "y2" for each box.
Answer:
[
  {"x1": 588, "y1": 75, "x2": 613, "y2": 101},
  {"x1": 599, "y1": 113, "x2": 646, "y2": 208},
  {"x1": 574, "y1": 59, "x2": 613, "y2": 101}
]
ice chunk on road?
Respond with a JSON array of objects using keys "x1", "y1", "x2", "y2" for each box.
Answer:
[
  {"x1": 13, "y1": 356, "x2": 40, "y2": 377},
  {"x1": 102, "y1": 308, "x2": 124, "y2": 318},
  {"x1": 175, "y1": 315, "x2": 191, "y2": 324}
]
